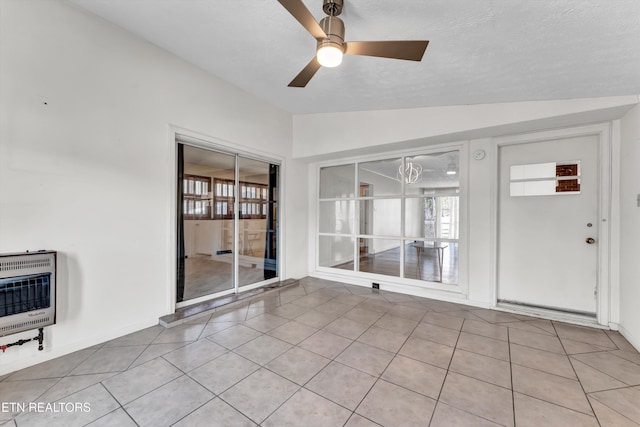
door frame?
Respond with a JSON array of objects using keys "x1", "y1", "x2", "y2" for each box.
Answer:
[
  {"x1": 168, "y1": 126, "x2": 284, "y2": 312},
  {"x1": 493, "y1": 123, "x2": 612, "y2": 326}
]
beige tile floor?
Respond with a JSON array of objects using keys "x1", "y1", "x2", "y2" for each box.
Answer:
[{"x1": 2, "y1": 277, "x2": 640, "y2": 426}]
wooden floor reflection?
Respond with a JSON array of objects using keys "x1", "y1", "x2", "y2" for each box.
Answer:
[
  {"x1": 183, "y1": 255, "x2": 267, "y2": 301},
  {"x1": 336, "y1": 243, "x2": 458, "y2": 284}
]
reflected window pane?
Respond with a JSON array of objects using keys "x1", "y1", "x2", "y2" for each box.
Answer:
[
  {"x1": 405, "y1": 197, "x2": 459, "y2": 240},
  {"x1": 319, "y1": 200, "x2": 356, "y2": 234},
  {"x1": 319, "y1": 235, "x2": 355, "y2": 269},
  {"x1": 359, "y1": 199, "x2": 401, "y2": 236},
  {"x1": 320, "y1": 164, "x2": 355, "y2": 198},
  {"x1": 405, "y1": 151, "x2": 459, "y2": 195},
  {"x1": 358, "y1": 159, "x2": 401, "y2": 196},
  {"x1": 357, "y1": 239, "x2": 400, "y2": 277},
  {"x1": 181, "y1": 144, "x2": 236, "y2": 301},
  {"x1": 237, "y1": 157, "x2": 279, "y2": 286},
  {"x1": 404, "y1": 240, "x2": 458, "y2": 284}
]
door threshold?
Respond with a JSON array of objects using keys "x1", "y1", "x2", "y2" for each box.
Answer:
[
  {"x1": 496, "y1": 302, "x2": 604, "y2": 329},
  {"x1": 160, "y1": 279, "x2": 299, "y2": 328}
]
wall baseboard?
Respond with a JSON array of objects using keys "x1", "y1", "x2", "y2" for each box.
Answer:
[
  {"x1": 309, "y1": 271, "x2": 487, "y2": 308},
  {"x1": 617, "y1": 324, "x2": 640, "y2": 353},
  {"x1": 0, "y1": 317, "x2": 160, "y2": 376}
]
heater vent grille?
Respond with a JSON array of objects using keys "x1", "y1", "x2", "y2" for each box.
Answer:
[
  {"x1": 0, "y1": 316, "x2": 51, "y2": 333},
  {"x1": 0, "y1": 251, "x2": 56, "y2": 337},
  {"x1": 1, "y1": 274, "x2": 51, "y2": 317},
  {"x1": 0, "y1": 257, "x2": 52, "y2": 273}
]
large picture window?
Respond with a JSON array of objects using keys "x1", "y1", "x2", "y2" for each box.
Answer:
[
  {"x1": 182, "y1": 176, "x2": 269, "y2": 221},
  {"x1": 239, "y1": 182, "x2": 268, "y2": 219},
  {"x1": 213, "y1": 178, "x2": 268, "y2": 220},
  {"x1": 318, "y1": 150, "x2": 460, "y2": 285},
  {"x1": 183, "y1": 174, "x2": 211, "y2": 220},
  {"x1": 213, "y1": 178, "x2": 234, "y2": 219}
]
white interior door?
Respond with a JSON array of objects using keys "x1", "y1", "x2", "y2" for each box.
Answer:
[{"x1": 498, "y1": 135, "x2": 599, "y2": 315}]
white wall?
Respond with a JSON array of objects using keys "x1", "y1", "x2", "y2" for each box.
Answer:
[
  {"x1": 466, "y1": 138, "x2": 496, "y2": 303},
  {"x1": 0, "y1": 0, "x2": 307, "y2": 374},
  {"x1": 300, "y1": 97, "x2": 638, "y2": 336},
  {"x1": 293, "y1": 96, "x2": 639, "y2": 160},
  {"x1": 619, "y1": 103, "x2": 640, "y2": 349}
]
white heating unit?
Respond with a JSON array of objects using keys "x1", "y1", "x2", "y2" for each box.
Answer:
[{"x1": 0, "y1": 251, "x2": 56, "y2": 337}]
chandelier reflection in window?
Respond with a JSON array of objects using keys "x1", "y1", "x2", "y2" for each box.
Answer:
[{"x1": 397, "y1": 160, "x2": 422, "y2": 184}]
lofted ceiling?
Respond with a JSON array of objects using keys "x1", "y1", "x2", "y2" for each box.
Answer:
[{"x1": 68, "y1": 0, "x2": 640, "y2": 115}]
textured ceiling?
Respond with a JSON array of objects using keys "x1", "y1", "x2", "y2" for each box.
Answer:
[{"x1": 68, "y1": 0, "x2": 640, "y2": 114}]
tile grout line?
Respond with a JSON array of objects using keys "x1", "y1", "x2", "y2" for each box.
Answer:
[
  {"x1": 204, "y1": 293, "x2": 349, "y2": 424},
  {"x1": 508, "y1": 324, "x2": 516, "y2": 427},
  {"x1": 231, "y1": 283, "x2": 337, "y2": 424},
  {"x1": 427, "y1": 315, "x2": 464, "y2": 427},
  {"x1": 168, "y1": 394, "x2": 216, "y2": 427},
  {"x1": 327, "y1": 301, "x2": 428, "y2": 423},
  {"x1": 551, "y1": 321, "x2": 633, "y2": 426},
  {"x1": 97, "y1": 382, "x2": 140, "y2": 426},
  {"x1": 7, "y1": 279, "x2": 640, "y2": 426},
  {"x1": 262, "y1": 295, "x2": 426, "y2": 422},
  {"x1": 551, "y1": 321, "x2": 601, "y2": 425},
  {"x1": 432, "y1": 318, "x2": 517, "y2": 427}
]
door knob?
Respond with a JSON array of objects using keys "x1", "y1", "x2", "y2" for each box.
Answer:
[{"x1": 585, "y1": 237, "x2": 596, "y2": 244}]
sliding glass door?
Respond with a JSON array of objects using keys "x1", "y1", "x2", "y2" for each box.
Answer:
[
  {"x1": 237, "y1": 157, "x2": 279, "y2": 286},
  {"x1": 177, "y1": 142, "x2": 279, "y2": 304}
]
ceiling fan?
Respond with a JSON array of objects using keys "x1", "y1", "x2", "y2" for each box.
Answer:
[{"x1": 277, "y1": 0, "x2": 429, "y2": 87}]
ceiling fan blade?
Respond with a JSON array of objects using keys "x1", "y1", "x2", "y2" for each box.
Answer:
[
  {"x1": 345, "y1": 40, "x2": 429, "y2": 61},
  {"x1": 288, "y1": 57, "x2": 322, "y2": 87},
  {"x1": 277, "y1": 0, "x2": 327, "y2": 40}
]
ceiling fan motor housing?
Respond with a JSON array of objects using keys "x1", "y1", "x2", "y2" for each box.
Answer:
[
  {"x1": 317, "y1": 15, "x2": 345, "y2": 53},
  {"x1": 322, "y1": 0, "x2": 344, "y2": 16}
]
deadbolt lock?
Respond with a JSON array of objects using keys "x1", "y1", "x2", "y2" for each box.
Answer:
[{"x1": 585, "y1": 237, "x2": 596, "y2": 244}]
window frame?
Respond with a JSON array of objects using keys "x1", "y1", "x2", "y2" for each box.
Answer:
[{"x1": 315, "y1": 147, "x2": 464, "y2": 287}]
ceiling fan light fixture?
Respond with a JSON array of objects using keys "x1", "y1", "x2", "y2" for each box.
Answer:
[
  {"x1": 317, "y1": 42, "x2": 343, "y2": 67},
  {"x1": 279, "y1": 0, "x2": 429, "y2": 87},
  {"x1": 398, "y1": 161, "x2": 423, "y2": 184},
  {"x1": 317, "y1": 15, "x2": 345, "y2": 67}
]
